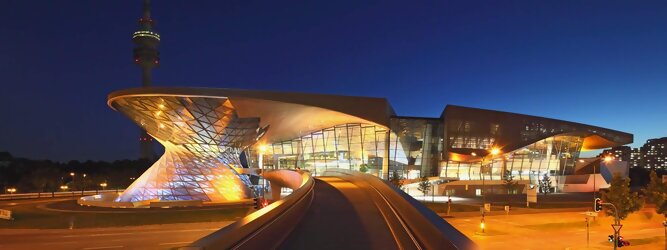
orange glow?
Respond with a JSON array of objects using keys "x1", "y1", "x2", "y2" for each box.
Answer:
[
  {"x1": 582, "y1": 135, "x2": 619, "y2": 150},
  {"x1": 490, "y1": 148, "x2": 501, "y2": 156},
  {"x1": 604, "y1": 156, "x2": 613, "y2": 162},
  {"x1": 258, "y1": 144, "x2": 268, "y2": 153}
]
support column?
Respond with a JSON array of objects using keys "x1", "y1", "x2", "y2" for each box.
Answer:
[{"x1": 383, "y1": 130, "x2": 390, "y2": 180}]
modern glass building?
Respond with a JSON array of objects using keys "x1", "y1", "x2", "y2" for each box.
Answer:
[{"x1": 108, "y1": 87, "x2": 632, "y2": 202}]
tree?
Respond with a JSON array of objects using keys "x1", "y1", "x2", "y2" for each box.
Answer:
[
  {"x1": 389, "y1": 170, "x2": 405, "y2": 190},
  {"x1": 503, "y1": 170, "x2": 518, "y2": 205},
  {"x1": 539, "y1": 173, "x2": 552, "y2": 196},
  {"x1": 601, "y1": 173, "x2": 644, "y2": 220},
  {"x1": 417, "y1": 176, "x2": 432, "y2": 198},
  {"x1": 359, "y1": 164, "x2": 368, "y2": 173},
  {"x1": 644, "y1": 170, "x2": 666, "y2": 204},
  {"x1": 643, "y1": 170, "x2": 667, "y2": 243}
]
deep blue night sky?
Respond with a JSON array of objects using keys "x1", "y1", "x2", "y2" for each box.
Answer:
[{"x1": 1, "y1": 1, "x2": 666, "y2": 161}]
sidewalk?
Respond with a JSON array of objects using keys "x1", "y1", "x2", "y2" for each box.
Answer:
[{"x1": 439, "y1": 206, "x2": 590, "y2": 218}]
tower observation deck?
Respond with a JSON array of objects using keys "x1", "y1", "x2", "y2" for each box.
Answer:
[{"x1": 133, "y1": 0, "x2": 160, "y2": 160}]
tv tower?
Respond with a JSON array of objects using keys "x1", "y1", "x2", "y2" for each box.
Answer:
[{"x1": 133, "y1": 0, "x2": 160, "y2": 160}]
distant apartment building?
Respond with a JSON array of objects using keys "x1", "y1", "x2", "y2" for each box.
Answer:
[
  {"x1": 599, "y1": 138, "x2": 667, "y2": 170},
  {"x1": 629, "y1": 148, "x2": 642, "y2": 168},
  {"x1": 640, "y1": 137, "x2": 667, "y2": 170}
]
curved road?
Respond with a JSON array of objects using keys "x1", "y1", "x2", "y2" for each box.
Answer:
[{"x1": 279, "y1": 177, "x2": 419, "y2": 250}]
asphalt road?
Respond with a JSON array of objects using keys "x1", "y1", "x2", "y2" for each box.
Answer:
[
  {"x1": 0, "y1": 197, "x2": 235, "y2": 249},
  {"x1": 0, "y1": 221, "x2": 233, "y2": 250},
  {"x1": 279, "y1": 176, "x2": 411, "y2": 250}
]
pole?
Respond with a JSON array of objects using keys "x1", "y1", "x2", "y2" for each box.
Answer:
[
  {"x1": 593, "y1": 164, "x2": 596, "y2": 221},
  {"x1": 431, "y1": 182, "x2": 435, "y2": 202},
  {"x1": 447, "y1": 196, "x2": 452, "y2": 216},
  {"x1": 603, "y1": 202, "x2": 620, "y2": 250},
  {"x1": 586, "y1": 217, "x2": 590, "y2": 248},
  {"x1": 481, "y1": 163, "x2": 486, "y2": 234},
  {"x1": 482, "y1": 166, "x2": 485, "y2": 205},
  {"x1": 593, "y1": 163, "x2": 596, "y2": 200}
]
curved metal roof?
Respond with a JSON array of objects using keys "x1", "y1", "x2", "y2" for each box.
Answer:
[
  {"x1": 442, "y1": 105, "x2": 633, "y2": 155},
  {"x1": 108, "y1": 87, "x2": 396, "y2": 143}
]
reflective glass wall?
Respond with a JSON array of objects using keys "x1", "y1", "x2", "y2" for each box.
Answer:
[
  {"x1": 256, "y1": 123, "x2": 407, "y2": 177},
  {"x1": 389, "y1": 117, "x2": 443, "y2": 179},
  {"x1": 441, "y1": 135, "x2": 583, "y2": 180}
]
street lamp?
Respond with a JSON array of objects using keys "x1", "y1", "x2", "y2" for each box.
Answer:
[
  {"x1": 479, "y1": 147, "x2": 502, "y2": 234},
  {"x1": 258, "y1": 144, "x2": 267, "y2": 199},
  {"x1": 81, "y1": 173, "x2": 87, "y2": 195},
  {"x1": 604, "y1": 156, "x2": 614, "y2": 162},
  {"x1": 490, "y1": 147, "x2": 501, "y2": 156},
  {"x1": 594, "y1": 156, "x2": 614, "y2": 204},
  {"x1": 100, "y1": 182, "x2": 107, "y2": 190},
  {"x1": 70, "y1": 172, "x2": 75, "y2": 177}
]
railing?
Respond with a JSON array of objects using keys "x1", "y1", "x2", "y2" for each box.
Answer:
[
  {"x1": 0, "y1": 190, "x2": 123, "y2": 201},
  {"x1": 323, "y1": 169, "x2": 478, "y2": 250},
  {"x1": 181, "y1": 170, "x2": 314, "y2": 250}
]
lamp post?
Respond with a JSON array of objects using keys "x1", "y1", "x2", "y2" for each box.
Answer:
[
  {"x1": 592, "y1": 156, "x2": 613, "y2": 203},
  {"x1": 479, "y1": 147, "x2": 501, "y2": 234},
  {"x1": 81, "y1": 173, "x2": 87, "y2": 195},
  {"x1": 100, "y1": 182, "x2": 107, "y2": 190},
  {"x1": 258, "y1": 144, "x2": 267, "y2": 199},
  {"x1": 601, "y1": 202, "x2": 621, "y2": 250},
  {"x1": 69, "y1": 172, "x2": 76, "y2": 195}
]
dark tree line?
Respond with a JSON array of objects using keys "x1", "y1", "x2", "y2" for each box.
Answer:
[{"x1": 0, "y1": 152, "x2": 152, "y2": 194}]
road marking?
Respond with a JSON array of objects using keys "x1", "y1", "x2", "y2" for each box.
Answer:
[
  {"x1": 82, "y1": 246, "x2": 123, "y2": 250},
  {"x1": 159, "y1": 241, "x2": 191, "y2": 246}
]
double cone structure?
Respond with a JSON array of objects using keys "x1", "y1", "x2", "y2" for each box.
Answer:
[{"x1": 110, "y1": 95, "x2": 264, "y2": 202}]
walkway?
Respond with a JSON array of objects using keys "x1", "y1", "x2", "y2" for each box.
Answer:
[{"x1": 279, "y1": 177, "x2": 407, "y2": 250}]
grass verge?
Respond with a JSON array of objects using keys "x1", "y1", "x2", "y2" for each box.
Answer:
[{"x1": 0, "y1": 199, "x2": 249, "y2": 229}]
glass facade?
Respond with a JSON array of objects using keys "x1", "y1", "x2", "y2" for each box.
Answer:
[
  {"x1": 257, "y1": 123, "x2": 406, "y2": 178},
  {"x1": 441, "y1": 135, "x2": 583, "y2": 181},
  {"x1": 111, "y1": 96, "x2": 262, "y2": 202},
  {"x1": 388, "y1": 117, "x2": 443, "y2": 179},
  {"x1": 255, "y1": 118, "x2": 445, "y2": 180}
]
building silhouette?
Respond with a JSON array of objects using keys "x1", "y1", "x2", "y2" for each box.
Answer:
[
  {"x1": 600, "y1": 138, "x2": 667, "y2": 170},
  {"x1": 640, "y1": 137, "x2": 667, "y2": 170}
]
